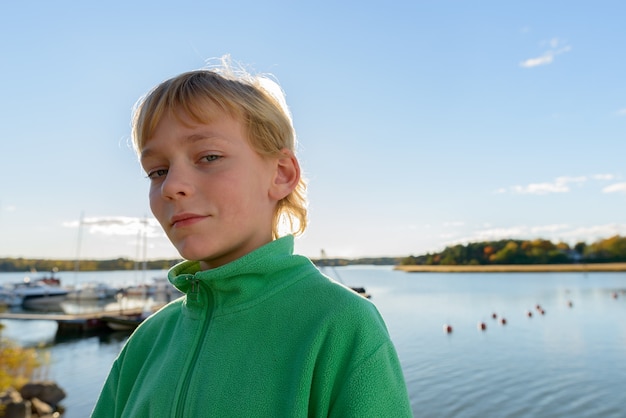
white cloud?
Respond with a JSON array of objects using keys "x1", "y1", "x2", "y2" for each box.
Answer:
[
  {"x1": 63, "y1": 216, "x2": 164, "y2": 238},
  {"x1": 556, "y1": 175, "x2": 586, "y2": 184},
  {"x1": 557, "y1": 223, "x2": 626, "y2": 241},
  {"x1": 446, "y1": 223, "x2": 626, "y2": 247},
  {"x1": 499, "y1": 175, "x2": 598, "y2": 195},
  {"x1": 454, "y1": 226, "x2": 529, "y2": 243},
  {"x1": 602, "y1": 182, "x2": 626, "y2": 194},
  {"x1": 520, "y1": 38, "x2": 572, "y2": 68},
  {"x1": 520, "y1": 53, "x2": 554, "y2": 68},
  {"x1": 443, "y1": 221, "x2": 465, "y2": 227},
  {"x1": 509, "y1": 176, "x2": 585, "y2": 195},
  {"x1": 545, "y1": 37, "x2": 564, "y2": 49},
  {"x1": 530, "y1": 224, "x2": 570, "y2": 234},
  {"x1": 592, "y1": 174, "x2": 615, "y2": 181},
  {"x1": 512, "y1": 182, "x2": 567, "y2": 194}
]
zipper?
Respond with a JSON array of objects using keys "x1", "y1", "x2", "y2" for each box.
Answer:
[
  {"x1": 175, "y1": 277, "x2": 214, "y2": 417},
  {"x1": 188, "y1": 278, "x2": 199, "y2": 302}
]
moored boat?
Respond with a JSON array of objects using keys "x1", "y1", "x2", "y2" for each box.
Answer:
[
  {"x1": 11, "y1": 278, "x2": 69, "y2": 309},
  {"x1": 319, "y1": 250, "x2": 371, "y2": 299},
  {"x1": 65, "y1": 282, "x2": 121, "y2": 301},
  {"x1": 0, "y1": 287, "x2": 23, "y2": 308},
  {"x1": 100, "y1": 314, "x2": 147, "y2": 331},
  {"x1": 123, "y1": 277, "x2": 182, "y2": 301}
]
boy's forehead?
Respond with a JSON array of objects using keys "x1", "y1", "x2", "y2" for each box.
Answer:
[
  {"x1": 170, "y1": 104, "x2": 246, "y2": 131},
  {"x1": 140, "y1": 108, "x2": 248, "y2": 155},
  {"x1": 144, "y1": 105, "x2": 235, "y2": 137},
  {"x1": 172, "y1": 104, "x2": 229, "y2": 124}
]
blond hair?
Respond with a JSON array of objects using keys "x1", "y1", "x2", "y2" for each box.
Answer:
[{"x1": 132, "y1": 60, "x2": 307, "y2": 238}]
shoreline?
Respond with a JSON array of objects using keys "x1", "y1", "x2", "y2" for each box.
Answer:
[{"x1": 394, "y1": 262, "x2": 626, "y2": 273}]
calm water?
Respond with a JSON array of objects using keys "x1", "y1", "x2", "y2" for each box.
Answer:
[{"x1": 1, "y1": 267, "x2": 625, "y2": 417}]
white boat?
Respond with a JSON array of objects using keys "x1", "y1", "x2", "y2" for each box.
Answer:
[
  {"x1": 11, "y1": 278, "x2": 69, "y2": 309},
  {"x1": 0, "y1": 287, "x2": 23, "y2": 307},
  {"x1": 123, "y1": 277, "x2": 182, "y2": 301},
  {"x1": 65, "y1": 282, "x2": 121, "y2": 300}
]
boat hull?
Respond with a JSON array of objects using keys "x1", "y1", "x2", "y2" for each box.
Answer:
[
  {"x1": 21, "y1": 294, "x2": 68, "y2": 309},
  {"x1": 101, "y1": 315, "x2": 144, "y2": 331}
]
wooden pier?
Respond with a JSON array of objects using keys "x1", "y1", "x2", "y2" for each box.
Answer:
[{"x1": 0, "y1": 307, "x2": 150, "y2": 333}]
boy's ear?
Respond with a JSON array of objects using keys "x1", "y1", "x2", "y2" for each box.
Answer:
[{"x1": 269, "y1": 149, "x2": 300, "y2": 201}]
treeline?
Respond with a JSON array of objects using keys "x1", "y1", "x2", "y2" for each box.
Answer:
[
  {"x1": 3, "y1": 236, "x2": 625, "y2": 272},
  {"x1": 0, "y1": 257, "x2": 182, "y2": 273},
  {"x1": 0, "y1": 255, "x2": 402, "y2": 273},
  {"x1": 400, "y1": 235, "x2": 626, "y2": 266}
]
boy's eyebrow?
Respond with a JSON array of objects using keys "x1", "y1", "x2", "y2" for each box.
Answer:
[{"x1": 140, "y1": 134, "x2": 229, "y2": 160}]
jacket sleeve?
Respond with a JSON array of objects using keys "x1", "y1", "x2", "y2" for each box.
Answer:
[
  {"x1": 90, "y1": 359, "x2": 121, "y2": 418},
  {"x1": 329, "y1": 340, "x2": 414, "y2": 418}
]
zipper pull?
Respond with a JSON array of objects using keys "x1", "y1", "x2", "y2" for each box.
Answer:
[{"x1": 188, "y1": 278, "x2": 199, "y2": 302}]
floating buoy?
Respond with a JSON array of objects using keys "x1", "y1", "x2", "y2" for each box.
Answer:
[
  {"x1": 491, "y1": 312, "x2": 498, "y2": 319},
  {"x1": 499, "y1": 317, "x2": 507, "y2": 325},
  {"x1": 443, "y1": 324, "x2": 453, "y2": 334},
  {"x1": 535, "y1": 304, "x2": 542, "y2": 311},
  {"x1": 526, "y1": 310, "x2": 533, "y2": 318},
  {"x1": 567, "y1": 300, "x2": 573, "y2": 308},
  {"x1": 612, "y1": 292, "x2": 618, "y2": 299},
  {"x1": 538, "y1": 308, "x2": 545, "y2": 315},
  {"x1": 477, "y1": 322, "x2": 487, "y2": 331}
]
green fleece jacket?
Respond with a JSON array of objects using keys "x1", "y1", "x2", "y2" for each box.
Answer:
[{"x1": 91, "y1": 236, "x2": 412, "y2": 417}]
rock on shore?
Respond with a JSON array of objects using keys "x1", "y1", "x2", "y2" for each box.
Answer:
[{"x1": 0, "y1": 381, "x2": 66, "y2": 418}]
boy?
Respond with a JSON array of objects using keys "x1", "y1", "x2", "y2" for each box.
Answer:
[{"x1": 92, "y1": 61, "x2": 413, "y2": 417}]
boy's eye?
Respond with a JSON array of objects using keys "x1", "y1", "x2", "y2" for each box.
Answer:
[
  {"x1": 203, "y1": 155, "x2": 221, "y2": 162},
  {"x1": 147, "y1": 169, "x2": 168, "y2": 179}
]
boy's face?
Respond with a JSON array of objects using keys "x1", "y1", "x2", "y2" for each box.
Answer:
[{"x1": 140, "y1": 110, "x2": 279, "y2": 269}]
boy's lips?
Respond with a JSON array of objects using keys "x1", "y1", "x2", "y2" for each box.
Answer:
[{"x1": 170, "y1": 213, "x2": 206, "y2": 227}]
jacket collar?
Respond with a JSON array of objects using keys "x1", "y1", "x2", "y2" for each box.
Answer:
[{"x1": 167, "y1": 235, "x2": 309, "y2": 314}]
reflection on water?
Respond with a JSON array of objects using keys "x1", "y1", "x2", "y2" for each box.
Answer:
[{"x1": 1, "y1": 319, "x2": 58, "y2": 347}]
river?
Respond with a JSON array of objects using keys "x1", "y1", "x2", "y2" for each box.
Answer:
[{"x1": 1, "y1": 267, "x2": 625, "y2": 417}]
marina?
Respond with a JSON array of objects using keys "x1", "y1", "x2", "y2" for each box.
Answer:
[{"x1": 0, "y1": 269, "x2": 178, "y2": 337}]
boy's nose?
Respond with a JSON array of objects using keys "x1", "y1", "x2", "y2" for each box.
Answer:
[{"x1": 161, "y1": 168, "x2": 193, "y2": 200}]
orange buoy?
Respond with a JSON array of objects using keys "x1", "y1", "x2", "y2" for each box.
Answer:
[
  {"x1": 477, "y1": 322, "x2": 487, "y2": 331},
  {"x1": 526, "y1": 310, "x2": 533, "y2": 318},
  {"x1": 443, "y1": 324, "x2": 453, "y2": 334},
  {"x1": 499, "y1": 317, "x2": 507, "y2": 325}
]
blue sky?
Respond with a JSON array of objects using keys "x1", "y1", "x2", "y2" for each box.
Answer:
[{"x1": 1, "y1": 1, "x2": 625, "y2": 261}]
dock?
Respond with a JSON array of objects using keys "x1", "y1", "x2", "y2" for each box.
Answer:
[{"x1": 0, "y1": 306, "x2": 155, "y2": 333}]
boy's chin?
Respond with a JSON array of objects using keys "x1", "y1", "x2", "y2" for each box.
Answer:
[
  {"x1": 177, "y1": 248, "x2": 208, "y2": 262},
  {"x1": 173, "y1": 245, "x2": 202, "y2": 262},
  {"x1": 176, "y1": 245, "x2": 228, "y2": 268}
]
